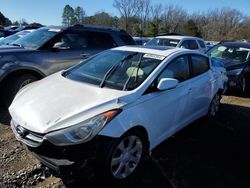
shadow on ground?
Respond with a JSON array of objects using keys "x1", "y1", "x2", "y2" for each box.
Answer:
[{"x1": 151, "y1": 103, "x2": 250, "y2": 188}]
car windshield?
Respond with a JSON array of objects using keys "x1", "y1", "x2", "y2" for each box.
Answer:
[
  {"x1": 146, "y1": 38, "x2": 180, "y2": 47},
  {"x1": 65, "y1": 50, "x2": 164, "y2": 91},
  {"x1": 9, "y1": 28, "x2": 60, "y2": 49},
  {"x1": 0, "y1": 31, "x2": 31, "y2": 46},
  {"x1": 207, "y1": 45, "x2": 250, "y2": 63}
]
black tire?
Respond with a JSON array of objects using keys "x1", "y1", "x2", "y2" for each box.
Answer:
[
  {"x1": 207, "y1": 92, "x2": 221, "y2": 118},
  {"x1": 3, "y1": 74, "x2": 38, "y2": 107},
  {"x1": 96, "y1": 130, "x2": 148, "y2": 182},
  {"x1": 240, "y1": 76, "x2": 247, "y2": 95}
]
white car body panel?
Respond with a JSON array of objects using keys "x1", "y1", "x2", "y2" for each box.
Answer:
[{"x1": 9, "y1": 46, "x2": 226, "y2": 150}]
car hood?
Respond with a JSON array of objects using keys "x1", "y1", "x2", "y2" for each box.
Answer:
[
  {"x1": 9, "y1": 72, "x2": 136, "y2": 134},
  {"x1": 0, "y1": 45, "x2": 35, "y2": 53},
  {"x1": 214, "y1": 58, "x2": 247, "y2": 70}
]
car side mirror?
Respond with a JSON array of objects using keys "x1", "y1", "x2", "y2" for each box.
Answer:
[
  {"x1": 52, "y1": 42, "x2": 70, "y2": 51},
  {"x1": 157, "y1": 78, "x2": 179, "y2": 91}
]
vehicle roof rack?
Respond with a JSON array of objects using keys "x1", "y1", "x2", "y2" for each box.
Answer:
[
  {"x1": 72, "y1": 24, "x2": 125, "y2": 32},
  {"x1": 157, "y1": 32, "x2": 183, "y2": 36}
]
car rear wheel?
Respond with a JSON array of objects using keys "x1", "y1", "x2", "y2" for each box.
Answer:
[
  {"x1": 208, "y1": 93, "x2": 221, "y2": 117},
  {"x1": 3, "y1": 74, "x2": 37, "y2": 107},
  {"x1": 241, "y1": 76, "x2": 246, "y2": 94}
]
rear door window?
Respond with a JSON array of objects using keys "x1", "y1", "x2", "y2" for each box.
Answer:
[
  {"x1": 190, "y1": 55, "x2": 210, "y2": 77},
  {"x1": 87, "y1": 31, "x2": 117, "y2": 49}
]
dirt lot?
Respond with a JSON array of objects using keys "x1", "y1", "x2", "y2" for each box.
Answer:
[{"x1": 0, "y1": 94, "x2": 250, "y2": 188}]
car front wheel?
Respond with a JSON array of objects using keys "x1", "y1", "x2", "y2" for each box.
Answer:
[
  {"x1": 97, "y1": 130, "x2": 147, "y2": 181},
  {"x1": 3, "y1": 74, "x2": 38, "y2": 107}
]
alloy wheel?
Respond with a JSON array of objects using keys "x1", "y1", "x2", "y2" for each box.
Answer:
[{"x1": 111, "y1": 135, "x2": 143, "y2": 179}]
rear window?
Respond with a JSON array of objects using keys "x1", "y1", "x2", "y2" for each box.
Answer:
[
  {"x1": 197, "y1": 40, "x2": 206, "y2": 48},
  {"x1": 191, "y1": 55, "x2": 209, "y2": 76},
  {"x1": 119, "y1": 35, "x2": 136, "y2": 45}
]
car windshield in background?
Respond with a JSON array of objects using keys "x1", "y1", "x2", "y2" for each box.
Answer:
[
  {"x1": 208, "y1": 45, "x2": 250, "y2": 63},
  {"x1": 65, "y1": 50, "x2": 164, "y2": 91},
  {"x1": 0, "y1": 30, "x2": 32, "y2": 46},
  {"x1": 9, "y1": 28, "x2": 60, "y2": 49},
  {"x1": 146, "y1": 38, "x2": 180, "y2": 47}
]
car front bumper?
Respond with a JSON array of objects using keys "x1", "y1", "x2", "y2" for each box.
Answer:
[
  {"x1": 10, "y1": 119, "x2": 112, "y2": 180},
  {"x1": 27, "y1": 138, "x2": 98, "y2": 179}
]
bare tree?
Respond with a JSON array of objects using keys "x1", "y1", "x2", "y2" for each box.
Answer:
[
  {"x1": 161, "y1": 5, "x2": 188, "y2": 33},
  {"x1": 113, "y1": 0, "x2": 141, "y2": 31},
  {"x1": 137, "y1": 0, "x2": 151, "y2": 35}
]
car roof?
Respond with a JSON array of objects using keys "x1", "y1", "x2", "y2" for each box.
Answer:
[
  {"x1": 219, "y1": 42, "x2": 250, "y2": 49},
  {"x1": 112, "y1": 45, "x2": 197, "y2": 57},
  {"x1": 43, "y1": 24, "x2": 129, "y2": 34},
  {"x1": 155, "y1": 35, "x2": 203, "y2": 40}
]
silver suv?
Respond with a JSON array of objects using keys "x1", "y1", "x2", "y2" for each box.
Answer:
[
  {"x1": 146, "y1": 35, "x2": 207, "y2": 53},
  {"x1": 0, "y1": 25, "x2": 135, "y2": 106}
]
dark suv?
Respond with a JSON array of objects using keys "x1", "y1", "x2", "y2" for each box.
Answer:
[{"x1": 0, "y1": 25, "x2": 135, "y2": 106}]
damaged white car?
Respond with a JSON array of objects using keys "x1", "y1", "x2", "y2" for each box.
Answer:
[{"x1": 9, "y1": 46, "x2": 227, "y2": 181}]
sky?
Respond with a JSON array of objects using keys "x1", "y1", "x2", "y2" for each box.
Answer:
[{"x1": 0, "y1": 0, "x2": 250, "y2": 26}]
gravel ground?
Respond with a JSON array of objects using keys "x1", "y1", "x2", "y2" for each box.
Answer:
[{"x1": 0, "y1": 94, "x2": 250, "y2": 188}]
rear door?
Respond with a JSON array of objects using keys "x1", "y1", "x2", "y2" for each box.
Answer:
[{"x1": 186, "y1": 54, "x2": 213, "y2": 119}]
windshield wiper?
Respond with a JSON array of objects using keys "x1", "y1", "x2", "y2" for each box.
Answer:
[
  {"x1": 99, "y1": 53, "x2": 138, "y2": 88},
  {"x1": 10, "y1": 43, "x2": 23, "y2": 48}
]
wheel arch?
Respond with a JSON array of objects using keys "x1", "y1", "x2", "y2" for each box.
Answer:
[{"x1": 0, "y1": 68, "x2": 45, "y2": 90}]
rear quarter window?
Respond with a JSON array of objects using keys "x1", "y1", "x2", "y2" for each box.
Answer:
[{"x1": 191, "y1": 55, "x2": 210, "y2": 77}]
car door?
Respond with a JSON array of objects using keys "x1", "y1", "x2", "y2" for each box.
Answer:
[
  {"x1": 46, "y1": 30, "x2": 89, "y2": 75},
  {"x1": 186, "y1": 54, "x2": 213, "y2": 119},
  {"x1": 136, "y1": 55, "x2": 191, "y2": 147}
]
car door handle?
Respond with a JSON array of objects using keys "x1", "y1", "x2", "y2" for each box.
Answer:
[{"x1": 80, "y1": 53, "x2": 90, "y2": 58}]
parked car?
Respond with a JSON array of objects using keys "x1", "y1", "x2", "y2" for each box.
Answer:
[
  {"x1": 146, "y1": 35, "x2": 207, "y2": 53},
  {"x1": 9, "y1": 46, "x2": 226, "y2": 182},
  {"x1": 0, "y1": 29, "x2": 35, "y2": 46},
  {"x1": 0, "y1": 29, "x2": 13, "y2": 40},
  {"x1": 207, "y1": 42, "x2": 250, "y2": 94},
  {"x1": 0, "y1": 24, "x2": 135, "y2": 107},
  {"x1": 133, "y1": 37, "x2": 152, "y2": 45}
]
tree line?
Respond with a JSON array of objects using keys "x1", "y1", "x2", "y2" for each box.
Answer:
[{"x1": 62, "y1": 0, "x2": 250, "y2": 41}]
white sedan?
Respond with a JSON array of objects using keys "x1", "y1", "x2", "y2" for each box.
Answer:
[{"x1": 9, "y1": 46, "x2": 226, "y2": 181}]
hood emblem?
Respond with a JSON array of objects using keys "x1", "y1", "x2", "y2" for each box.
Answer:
[{"x1": 16, "y1": 125, "x2": 29, "y2": 138}]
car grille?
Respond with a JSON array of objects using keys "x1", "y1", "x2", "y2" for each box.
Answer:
[{"x1": 11, "y1": 120, "x2": 44, "y2": 147}]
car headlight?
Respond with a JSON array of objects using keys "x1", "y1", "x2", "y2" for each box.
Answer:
[
  {"x1": 227, "y1": 68, "x2": 243, "y2": 76},
  {"x1": 45, "y1": 109, "x2": 122, "y2": 146}
]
